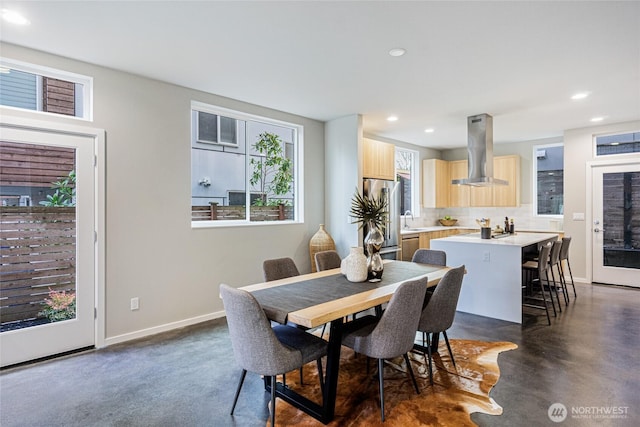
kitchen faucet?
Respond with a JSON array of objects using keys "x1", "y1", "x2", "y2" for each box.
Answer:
[{"x1": 403, "y1": 210, "x2": 414, "y2": 228}]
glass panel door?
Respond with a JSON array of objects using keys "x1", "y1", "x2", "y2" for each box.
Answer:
[
  {"x1": 0, "y1": 124, "x2": 95, "y2": 367},
  {"x1": 592, "y1": 162, "x2": 640, "y2": 287}
]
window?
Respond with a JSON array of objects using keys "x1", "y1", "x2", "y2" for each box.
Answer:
[
  {"x1": 534, "y1": 144, "x2": 564, "y2": 216},
  {"x1": 0, "y1": 58, "x2": 92, "y2": 120},
  {"x1": 595, "y1": 132, "x2": 640, "y2": 156},
  {"x1": 396, "y1": 148, "x2": 419, "y2": 216},
  {"x1": 191, "y1": 101, "x2": 302, "y2": 226}
]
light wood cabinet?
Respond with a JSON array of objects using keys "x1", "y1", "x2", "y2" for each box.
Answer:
[
  {"x1": 417, "y1": 228, "x2": 475, "y2": 249},
  {"x1": 492, "y1": 155, "x2": 520, "y2": 207},
  {"x1": 449, "y1": 160, "x2": 470, "y2": 207},
  {"x1": 362, "y1": 138, "x2": 395, "y2": 180},
  {"x1": 430, "y1": 156, "x2": 520, "y2": 207},
  {"x1": 422, "y1": 159, "x2": 450, "y2": 208}
]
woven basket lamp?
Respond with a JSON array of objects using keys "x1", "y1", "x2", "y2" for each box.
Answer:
[{"x1": 309, "y1": 224, "x2": 336, "y2": 272}]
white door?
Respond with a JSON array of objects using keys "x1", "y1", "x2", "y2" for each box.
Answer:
[
  {"x1": 0, "y1": 122, "x2": 98, "y2": 367},
  {"x1": 592, "y1": 161, "x2": 640, "y2": 287}
]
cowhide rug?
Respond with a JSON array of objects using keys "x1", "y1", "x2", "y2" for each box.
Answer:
[{"x1": 271, "y1": 339, "x2": 517, "y2": 426}]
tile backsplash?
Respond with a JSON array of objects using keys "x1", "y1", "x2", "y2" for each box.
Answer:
[{"x1": 416, "y1": 204, "x2": 564, "y2": 231}]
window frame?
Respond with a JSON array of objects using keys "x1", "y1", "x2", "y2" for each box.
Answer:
[
  {"x1": 593, "y1": 130, "x2": 640, "y2": 158},
  {"x1": 0, "y1": 57, "x2": 93, "y2": 121},
  {"x1": 190, "y1": 100, "x2": 304, "y2": 228},
  {"x1": 532, "y1": 142, "x2": 564, "y2": 218},
  {"x1": 395, "y1": 147, "x2": 420, "y2": 218}
]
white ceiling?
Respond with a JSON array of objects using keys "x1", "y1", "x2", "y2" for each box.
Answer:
[{"x1": 1, "y1": 1, "x2": 639, "y2": 149}]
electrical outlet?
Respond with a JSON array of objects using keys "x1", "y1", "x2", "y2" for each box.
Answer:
[
  {"x1": 130, "y1": 297, "x2": 139, "y2": 311},
  {"x1": 483, "y1": 252, "x2": 490, "y2": 262}
]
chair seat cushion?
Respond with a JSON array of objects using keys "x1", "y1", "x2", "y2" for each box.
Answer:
[
  {"x1": 273, "y1": 325, "x2": 327, "y2": 364},
  {"x1": 341, "y1": 315, "x2": 380, "y2": 351}
]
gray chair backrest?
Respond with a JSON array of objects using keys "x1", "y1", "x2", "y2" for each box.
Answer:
[
  {"x1": 538, "y1": 242, "x2": 552, "y2": 280},
  {"x1": 549, "y1": 240, "x2": 562, "y2": 266},
  {"x1": 560, "y1": 237, "x2": 571, "y2": 261},
  {"x1": 220, "y1": 284, "x2": 302, "y2": 375},
  {"x1": 411, "y1": 249, "x2": 446, "y2": 266},
  {"x1": 418, "y1": 265, "x2": 465, "y2": 333},
  {"x1": 315, "y1": 250, "x2": 342, "y2": 272},
  {"x1": 263, "y1": 257, "x2": 300, "y2": 282},
  {"x1": 365, "y1": 277, "x2": 427, "y2": 359}
]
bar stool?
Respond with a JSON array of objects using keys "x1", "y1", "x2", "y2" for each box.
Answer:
[
  {"x1": 559, "y1": 237, "x2": 577, "y2": 298},
  {"x1": 522, "y1": 242, "x2": 555, "y2": 325},
  {"x1": 548, "y1": 240, "x2": 569, "y2": 306}
]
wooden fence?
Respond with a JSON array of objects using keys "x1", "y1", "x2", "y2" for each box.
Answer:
[
  {"x1": 0, "y1": 141, "x2": 75, "y2": 188},
  {"x1": 191, "y1": 204, "x2": 294, "y2": 222},
  {"x1": 0, "y1": 206, "x2": 76, "y2": 325}
]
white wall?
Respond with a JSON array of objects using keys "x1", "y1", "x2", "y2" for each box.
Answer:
[
  {"x1": 1, "y1": 43, "x2": 325, "y2": 342},
  {"x1": 325, "y1": 115, "x2": 362, "y2": 256},
  {"x1": 564, "y1": 120, "x2": 640, "y2": 282}
]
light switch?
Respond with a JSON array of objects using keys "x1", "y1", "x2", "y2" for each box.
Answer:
[{"x1": 572, "y1": 212, "x2": 585, "y2": 221}]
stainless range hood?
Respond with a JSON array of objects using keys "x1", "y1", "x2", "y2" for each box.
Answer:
[{"x1": 451, "y1": 113, "x2": 508, "y2": 186}]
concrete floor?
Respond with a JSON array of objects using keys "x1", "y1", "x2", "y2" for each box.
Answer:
[{"x1": 1, "y1": 282, "x2": 638, "y2": 426}]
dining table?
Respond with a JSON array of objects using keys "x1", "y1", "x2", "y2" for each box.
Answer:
[{"x1": 238, "y1": 259, "x2": 452, "y2": 424}]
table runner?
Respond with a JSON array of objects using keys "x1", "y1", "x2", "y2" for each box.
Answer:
[{"x1": 252, "y1": 261, "x2": 441, "y2": 324}]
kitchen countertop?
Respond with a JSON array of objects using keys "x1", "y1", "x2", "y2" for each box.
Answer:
[
  {"x1": 431, "y1": 232, "x2": 560, "y2": 247},
  {"x1": 400, "y1": 226, "x2": 563, "y2": 237}
]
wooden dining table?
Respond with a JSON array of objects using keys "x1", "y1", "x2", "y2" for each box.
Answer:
[{"x1": 238, "y1": 260, "x2": 452, "y2": 424}]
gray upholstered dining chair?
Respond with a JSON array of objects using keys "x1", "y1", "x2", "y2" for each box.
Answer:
[
  {"x1": 262, "y1": 257, "x2": 308, "y2": 382},
  {"x1": 411, "y1": 249, "x2": 447, "y2": 266},
  {"x1": 416, "y1": 264, "x2": 465, "y2": 385},
  {"x1": 220, "y1": 284, "x2": 327, "y2": 427},
  {"x1": 412, "y1": 249, "x2": 447, "y2": 307},
  {"x1": 262, "y1": 257, "x2": 300, "y2": 282},
  {"x1": 341, "y1": 277, "x2": 427, "y2": 422},
  {"x1": 314, "y1": 250, "x2": 342, "y2": 272},
  {"x1": 314, "y1": 250, "x2": 343, "y2": 339}
]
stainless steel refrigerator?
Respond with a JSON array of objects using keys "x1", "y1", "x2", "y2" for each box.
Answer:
[{"x1": 363, "y1": 178, "x2": 401, "y2": 260}]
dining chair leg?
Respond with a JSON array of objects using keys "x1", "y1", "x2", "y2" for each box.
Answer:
[
  {"x1": 299, "y1": 367, "x2": 304, "y2": 385},
  {"x1": 567, "y1": 260, "x2": 577, "y2": 297},
  {"x1": 316, "y1": 358, "x2": 324, "y2": 395},
  {"x1": 320, "y1": 323, "x2": 327, "y2": 339},
  {"x1": 230, "y1": 369, "x2": 247, "y2": 415},
  {"x1": 378, "y1": 358, "x2": 386, "y2": 422},
  {"x1": 270, "y1": 375, "x2": 277, "y2": 427},
  {"x1": 403, "y1": 353, "x2": 420, "y2": 394},
  {"x1": 425, "y1": 333, "x2": 434, "y2": 385},
  {"x1": 442, "y1": 331, "x2": 456, "y2": 368}
]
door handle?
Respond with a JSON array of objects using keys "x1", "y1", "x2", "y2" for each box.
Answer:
[{"x1": 594, "y1": 228, "x2": 605, "y2": 233}]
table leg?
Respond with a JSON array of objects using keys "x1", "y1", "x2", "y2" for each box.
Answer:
[{"x1": 262, "y1": 318, "x2": 344, "y2": 424}]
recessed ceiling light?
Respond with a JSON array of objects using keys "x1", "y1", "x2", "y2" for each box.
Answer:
[
  {"x1": 590, "y1": 116, "x2": 604, "y2": 122},
  {"x1": 1, "y1": 9, "x2": 30, "y2": 25},
  {"x1": 387, "y1": 116, "x2": 398, "y2": 122},
  {"x1": 388, "y1": 48, "x2": 406, "y2": 57},
  {"x1": 571, "y1": 92, "x2": 590, "y2": 100},
  {"x1": 424, "y1": 128, "x2": 435, "y2": 133}
]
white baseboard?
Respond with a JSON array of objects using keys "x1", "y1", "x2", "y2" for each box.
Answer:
[{"x1": 102, "y1": 310, "x2": 226, "y2": 348}]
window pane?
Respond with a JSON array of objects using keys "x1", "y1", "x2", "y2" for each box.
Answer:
[
  {"x1": 191, "y1": 103, "x2": 299, "y2": 224},
  {"x1": 596, "y1": 132, "x2": 640, "y2": 156},
  {"x1": 602, "y1": 172, "x2": 640, "y2": 269},
  {"x1": 536, "y1": 145, "x2": 564, "y2": 215},
  {"x1": 396, "y1": 149, "x2": 414, "y2": 215},
  {"x1": 0, "y1": 69, "x2": 37, "y2": 110},
  {"x1": 197, "y1": 112, "x2": 218, "y2": 144}
]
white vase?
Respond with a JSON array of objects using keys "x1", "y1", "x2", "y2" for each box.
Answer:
[{"x1": 341, "y1": 247, "x2": 368, "y2": 282}]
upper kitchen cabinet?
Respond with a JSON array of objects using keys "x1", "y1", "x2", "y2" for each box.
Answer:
[
  {"x1": 362, "y1": 138, "x2": 395, "y2": 180},
  {"x1": 422, "y1": 159, "x2": 450, "y2": 208},
  {"x1": 492, "y1": 155, "x2": 520, "y2": 207},
  {"x1": 449, "y1": 160, "x2": 470, "y2": 207}
]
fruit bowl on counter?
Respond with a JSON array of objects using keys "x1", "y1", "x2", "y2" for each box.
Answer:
[{"x1": 439, "y1": 217, "x2": 458, "y2": 226}]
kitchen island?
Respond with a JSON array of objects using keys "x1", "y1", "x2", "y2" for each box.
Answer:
[{"x1": 430, "y1": 232, "x2": 558, "y2": 323}]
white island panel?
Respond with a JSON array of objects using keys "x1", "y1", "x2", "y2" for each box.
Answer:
[{"x1": 431, "y1": 232, "x2": 558, "y2": 323}]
